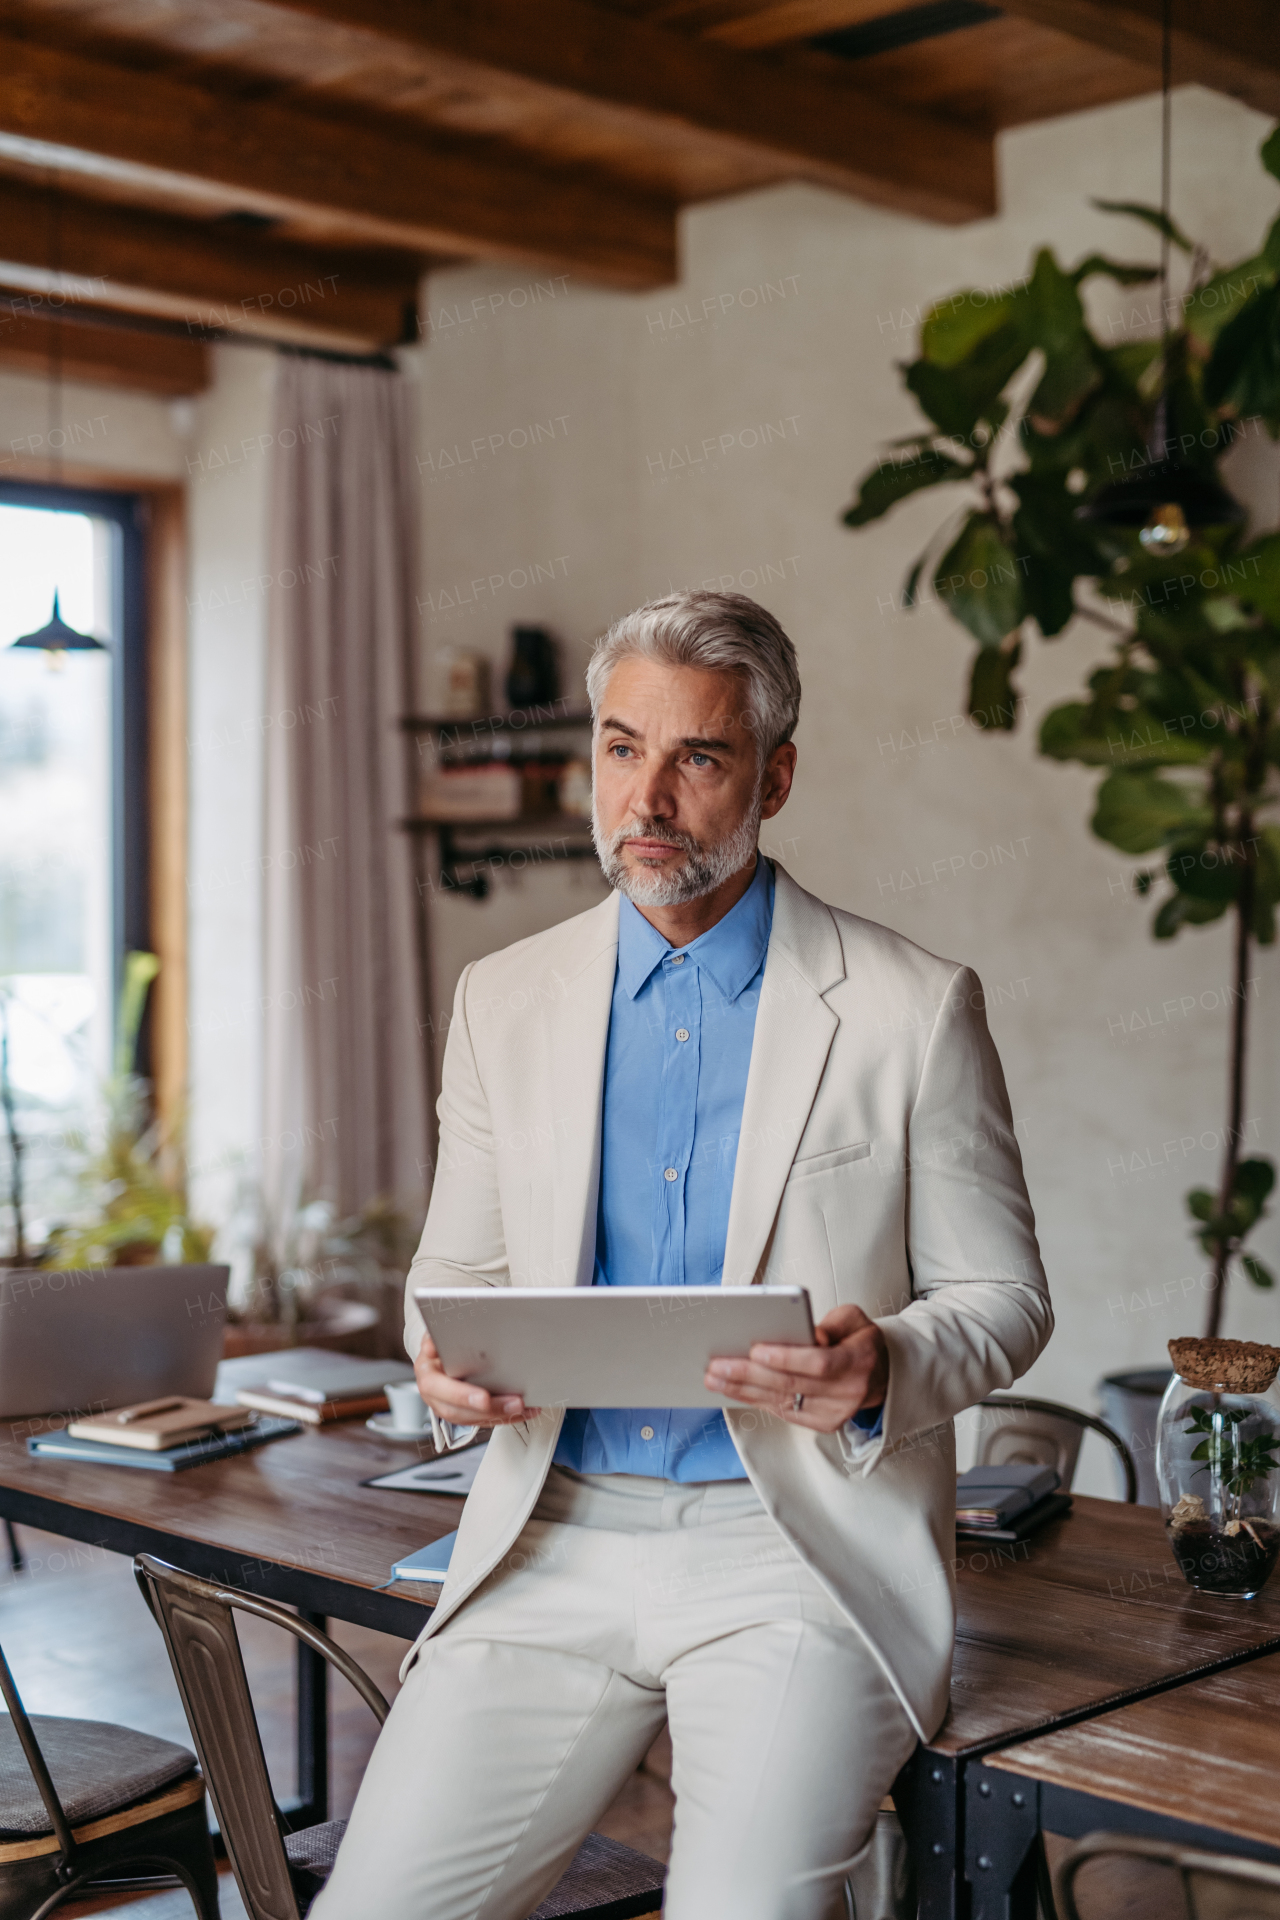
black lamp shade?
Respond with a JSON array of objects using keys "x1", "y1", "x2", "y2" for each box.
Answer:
[
  {"x1": 10, "y1": 590, "x2": 106, "y2": 652},
  {"x1": 1076, "y1": 459, "x2": 1245, "y2": 531}
]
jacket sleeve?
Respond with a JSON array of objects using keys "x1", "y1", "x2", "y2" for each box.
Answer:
[
  {"x1": 403, "y1": 962, "x2": 511, "y2": 1367},
  {"x1": 841, "y1": 964, "x2": 1052, "y2": 1473}
]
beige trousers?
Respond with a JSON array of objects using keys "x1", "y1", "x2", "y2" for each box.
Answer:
[{"x1": 311, "y1": 1467, "x2": 916, "y2": 1920}]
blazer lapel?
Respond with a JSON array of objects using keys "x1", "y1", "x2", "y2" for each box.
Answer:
[
  {"x1": 545, "y1": 895, "x2": 619, "y2": 1289},
  {"x1": 722, "y1": 867, "x2": 845, "y2": 1288}
]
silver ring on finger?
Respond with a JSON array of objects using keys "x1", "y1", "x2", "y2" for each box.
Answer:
[{"x1": 793, "y1": 1392, "x2": 805, "y2": 1414}]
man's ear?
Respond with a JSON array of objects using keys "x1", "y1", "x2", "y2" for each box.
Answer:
[{"x1": 760, "y1": 742, "x2": 797, "y2": 819}]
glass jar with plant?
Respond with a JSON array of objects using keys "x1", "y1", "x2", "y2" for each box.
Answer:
[{"x1": 1157, "y1": 1336, "x2": 1280, "y2": 1596}]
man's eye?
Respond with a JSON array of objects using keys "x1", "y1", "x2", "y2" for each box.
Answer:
[
  {"x1": 690, "y1": 753, "x2": 710, "y2": 767},
  {"x1": 609, "y1": 743, "x2": 632, "y2": 758}
]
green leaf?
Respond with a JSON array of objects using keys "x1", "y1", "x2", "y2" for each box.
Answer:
[
  {"x1": 1262, "y1": 125, "x2": 1280, "y2": 183},
  {"x1": 933, "y1": 513, "x2": 1026, "y2": 646},
  {"x1": 1154, "y1": 891, "x2": 1229, "y2": 938},
  {"x1": 1239, "y1": 534, "x2": 1280, "y2": 624},
  {"x1": 1203, "y1": 282, "x2": 1280, "y2": 432},
  {"x1": 1165, "y1": 840, "x2": 1247, "y2": 905},
  {"x1": 1244, "y1": 1255, "x2": 1276, "y2": 1290},
  {"x1": 1071, "y1": 254, "x2": 1159, "y2": 288},
  {"x1": 1234, "y1": 1158, "x2": 1276, "y2": 1214},
  {"x1": 968, "y1": 642, "x2": 1022, "y2": 730},
  {"x1": 1021, "y1": 554, "x2": 1077, "y2": 636},
  {"x1": 905, "y1": 330, "x2": 1026, "y2": 440},
  {"x1": 920, "y1": 290, "x2": 1015, "y2": 368},
  {"x1": 1254, "y1": 827, "x2": 1280, "y2": 947},
  {"x1": 1185, "y1": 256, "x2": 1274, "y2": 349},
  {"x1": 843, "y1": 448, "x2": 971, "y2": 528},
  {"x1": 902, "y1": 553, "x2": 926, "y2": 608},
  {"x1": 1187, "y1": 1189, "x2": 1217, "y2": 1224},
  {"x1": 1092, "y1": 197, "x2": 1194, "y2": 253},
  {"x1": 1091, "y1": 770, "x2": 1211, "y2": 854}
]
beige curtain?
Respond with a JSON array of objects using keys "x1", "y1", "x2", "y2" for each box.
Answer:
[{"x1": 261, "y1": 354, "x2": 430, "y2": 1246}]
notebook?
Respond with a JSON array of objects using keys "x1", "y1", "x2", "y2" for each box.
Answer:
[
  {"x1": 28, "y1": 1414, "x2": 301, "y2": 1472},
  {"x1": 955, "y1": 1463, "x2": 1060, "y2": 1528},
  {"x1": 235, "y1": 1389, "x2": 390, "y2": 1425},
  {"x1": 365, "y1": 1445, "x2": 488, "y2": 1496},
  {"x1": 67, "y1": 1396, "x2": 255, "y2": 1451},
  {"x1": 390, "y1": 1531, "x2": 457, "y2": 1589}
]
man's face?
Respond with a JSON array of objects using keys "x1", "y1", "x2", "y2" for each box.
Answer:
[{"x1": 591, "y1": 656, "x2": 793, "y2": 907}]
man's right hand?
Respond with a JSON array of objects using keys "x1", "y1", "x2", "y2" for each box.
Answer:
[{"x1": 413, "y1": 1329, "x2": 540, "y2": 1428}]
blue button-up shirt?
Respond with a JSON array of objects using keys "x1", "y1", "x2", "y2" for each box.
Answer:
[
  {"x1": 554, "y1": 856, "x2": 775, "y2": 1481},
  {"x1": 553, "y1": 857, "x2": 882, "y2": 1484}
]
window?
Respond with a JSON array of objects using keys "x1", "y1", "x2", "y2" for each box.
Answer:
[{"x1": 0, "y1": 481, "x2": 148, "y2": 1255}]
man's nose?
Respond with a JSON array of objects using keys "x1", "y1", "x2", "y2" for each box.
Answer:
[{"x1": 632, "y1": 761, "x2": 677, "y2": 819}]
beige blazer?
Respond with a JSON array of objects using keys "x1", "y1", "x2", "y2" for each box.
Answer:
[{"x1": 402, "y1": 865, "x2": 1052, "y2": 1738}]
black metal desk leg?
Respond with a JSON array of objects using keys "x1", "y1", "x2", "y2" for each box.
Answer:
[
  {"x1": 965, "y1": 1763, "x2": 1041, "y2": 1920},
  {"x1": 894, "y1": 1747, "x2": 962, "y2": 1920},
  {"x1": 293, "y1": 1610, "x2": 329, "y2": 1828}
]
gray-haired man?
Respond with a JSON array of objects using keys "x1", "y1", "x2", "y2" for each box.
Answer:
[{"x1": 313, "y1": 593, "x2": 1050, "y2": 1920}]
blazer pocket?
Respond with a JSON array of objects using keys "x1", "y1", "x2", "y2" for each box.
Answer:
[{"x1": 789, "y1": 1141, "x2": 872, "y2": 1179}]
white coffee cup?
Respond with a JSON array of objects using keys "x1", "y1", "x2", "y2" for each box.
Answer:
[{"x1": 384, "y1": 1381, "x2": 428, "y2": 1431}]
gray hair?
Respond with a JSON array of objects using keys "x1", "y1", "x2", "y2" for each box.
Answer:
[{"x1": 586, "y1": 591, "x2": 801, "y2": 761}]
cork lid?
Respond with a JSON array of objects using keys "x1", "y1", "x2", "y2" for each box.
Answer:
[{"x1": 1168, "y1": 1337, "x2": 1280, "y2": 1394}]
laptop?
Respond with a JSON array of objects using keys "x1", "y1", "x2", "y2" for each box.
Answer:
[{"x1": 0, "y1": 1263, "x2": 231, "y2": 1421}]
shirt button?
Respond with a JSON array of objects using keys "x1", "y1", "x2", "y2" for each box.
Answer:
[
  {"x1": 671, "y1": 955, "x2": 685, "y2": 965},
  {"x1": 640, "y1": 1425, "x2": 655, "y2": 1441},
  {"x1": 675, "y1": 1028, "x2": 690, "y2": 1042},
  {"x1": 664, "y1": 1167, "x2": 678, "y2": 1182}
]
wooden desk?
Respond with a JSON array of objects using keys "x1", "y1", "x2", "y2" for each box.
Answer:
[
  {"x1": 0, "y1": 1418, "x2": 452, "y2": 1824},
  {"x1": 973, "y1": 1648, "x2": 1280, "y2": 1917},
  {"x1": 899, "y1": 1496, "x2": 1280, "y2": 1919}
]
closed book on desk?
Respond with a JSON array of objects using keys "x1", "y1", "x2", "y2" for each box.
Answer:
[
  {"x1": 67, "y1": 1396, "x2": 255, "y2": 1451},
  {"x1": 235, "y1": 1388, "x2": 389, "y2": 1425},
  {"x1": 261, "y1": 1353, "x2": 414, "y2": 1405},
  {"x1": 28, "y1": 1414, "x2": 301, "y2": 1472},
  {"x1": 956, "y1": 1463, "x2": 1060, "y2": 1528},
  {"x1": 390, "y1": 1531, "x2": 456, "y2": 1592},
  {"x1": 956, "y1": 1492, "x2": 1073, "y2": 1544}
]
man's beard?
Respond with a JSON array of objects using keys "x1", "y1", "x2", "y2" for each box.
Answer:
[{"x1": 592, "y1": 789, "x2": 763, "y2": 907}]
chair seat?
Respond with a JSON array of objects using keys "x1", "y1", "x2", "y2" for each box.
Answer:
[
  {"x1": 284, "y1": 1822, "x2": 665, "y2": 1920},
  {"x1": 0, "y1": 1715, "x2": 197, "y2": 1837}
]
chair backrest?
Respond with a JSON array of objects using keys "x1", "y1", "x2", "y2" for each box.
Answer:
[
  {"x1": 134, "y1": 1555, "x2": 388, "y2": 1920},
  {"x1": 1057, "y1": 1832, "x2": 1280, "y2": 1919},
  {"x1": 975, "y1": 1395, "x2": 1137, "y2": 1502},
  {"x1": 0, "y1": 1640, "x2": 78, "y2": 1873}
]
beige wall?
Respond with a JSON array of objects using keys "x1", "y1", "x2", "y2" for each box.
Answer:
[{"x1": 415, "y1": 85, "x2": 1280, "y2": 1481}]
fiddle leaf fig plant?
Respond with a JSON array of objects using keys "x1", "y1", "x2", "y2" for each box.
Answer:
[{"x1": 843, "y1": 127, "x2": 1280, "y2": 1337}]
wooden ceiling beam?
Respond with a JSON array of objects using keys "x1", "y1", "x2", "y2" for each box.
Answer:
[
  {"x1": 0, "y1": 37, "x2": 678, "y2": 289},
  {"x1": 0, "y1": 179, "x2": 420, "y2": 350},
  {"x1": 0, "y1": 305, "x2": 210, "y2": 397},
  {"x1": 996, "y1": 0, "x2": 1280, "y2": 118},
  {"x1": 242, "y1": 0, "x2": 996, "y2": 223}
]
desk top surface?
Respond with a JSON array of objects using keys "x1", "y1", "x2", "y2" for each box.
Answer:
[
  {"x1": 982, "y1": 1644, "x2": 1280, "y2": 1848},
  {"x1": 940, "y1": 1496, "x2": 1280, "y2": 1755},
  {"x1": 2, "y1": 1430, "x2": 1278, "y2": 1735},
  {"x1": 0, "y1": 1415, "x2": 447, "y2": 1636}
]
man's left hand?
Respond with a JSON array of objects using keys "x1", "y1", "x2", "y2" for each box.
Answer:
[{"x1": 704, "y1": 1303, "x2": 888, "y2": 1433}]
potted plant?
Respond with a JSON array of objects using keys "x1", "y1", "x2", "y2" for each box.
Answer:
[{"x1": 842, "y1": 130, "x2": 1280, "y2": 1489}]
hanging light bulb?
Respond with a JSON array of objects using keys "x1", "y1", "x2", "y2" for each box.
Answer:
[
  {"x1": 11, "y1": 589, "x2": 107, "y2": 668},
  {"x1": 1075, "y1": 0, "x2": 1243, "y2": 549}
]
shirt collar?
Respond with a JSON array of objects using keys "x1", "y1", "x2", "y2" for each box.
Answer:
[{"x1": 616, "y1": 856, "x2": 775, "y2": 1003}]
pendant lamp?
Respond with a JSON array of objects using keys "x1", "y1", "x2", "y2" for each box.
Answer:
[
  {"x1": 1075, "y1": 0, "x2": 1243, "y2": 552},
  {"x1": 8, "y1": 169, "x2": 105, "y2": 664}
]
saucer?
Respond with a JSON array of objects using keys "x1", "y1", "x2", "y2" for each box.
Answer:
[{"x1": 366, "y1": 1412, "x2": 433, "y2": 1444}]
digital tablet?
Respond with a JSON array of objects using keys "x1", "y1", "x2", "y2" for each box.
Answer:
[{"x1": 414, "y1": 1286, "x2": 815, "y2": 1408}]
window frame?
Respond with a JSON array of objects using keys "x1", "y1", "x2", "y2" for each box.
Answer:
[{"x1": 0, "y1": 477, "x2": 151, "y2": 1074}]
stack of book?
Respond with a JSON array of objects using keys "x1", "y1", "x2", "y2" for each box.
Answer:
[
  {"x1": 955, "y1": 1463, "x2": 1070, "y2": 1542},
  {"x1": 226, "y1": 1349, "x2": 416, "y2": 1426},
  {"x1": 28, "y1": 1397, "x2": 300, "y2": 1472}
]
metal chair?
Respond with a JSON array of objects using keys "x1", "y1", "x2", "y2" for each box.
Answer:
[
  {"x1": 135, "y1": 1554, "x2": 666, "y2": 1920},
  {"x1": 1056, "y1": 1831, "x2": 1280, "y2": 1919},
  {"x1": 0, "y1": 1635, "x2": 217, "y2": 1919},
  {"x1": 975, "y1": 1395, "x2": 1138, "y2": 1502}
]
